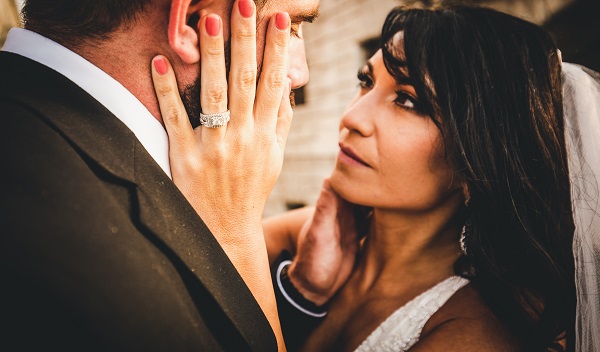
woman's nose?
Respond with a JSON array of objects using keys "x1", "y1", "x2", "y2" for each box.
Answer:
[{"x1": 340, "y1": 93, "x2": 375, "y2": 137}]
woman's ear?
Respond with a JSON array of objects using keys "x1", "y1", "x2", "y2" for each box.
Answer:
[{"x1": 168, "y1": 0, "x2": 204, "y2": 64}]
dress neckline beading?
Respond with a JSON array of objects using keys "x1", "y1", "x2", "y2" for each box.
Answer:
[{"x1": 354, "y1": 275, "x2": 469, "y2": 352}]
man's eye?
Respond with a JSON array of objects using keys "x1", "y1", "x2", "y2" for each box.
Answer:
[{"x1": 357, "y1": 70, "x2": 373, "y2": 89}]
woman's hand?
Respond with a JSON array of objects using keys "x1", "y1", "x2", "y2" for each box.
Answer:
[
  {"x1": 151, "y1": 7, "x2": 293, "y2": 243},
  {"x1": 150, "y1": 1, "x2": 292, "y2": 350}
]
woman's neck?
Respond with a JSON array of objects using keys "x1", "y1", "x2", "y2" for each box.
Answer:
[{"x1": 352, "y1": 204, "x2": 463, "y2": 295}]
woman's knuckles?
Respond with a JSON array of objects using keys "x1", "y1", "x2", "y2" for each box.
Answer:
[
  {"x1": 233, "y1": 66, "x2": 257, "y2": 89},
  {"x1": 156, "y1": 83, "x2": 176, "y2": 98},
  {"x1": 264, "y1": 69, "x2": 288, "y2": 91},
  {"x1": 204, "y1": 84, "x2": 227, "y2": 105},
  {"x1": 163, "y1": 106, "x2": 185, "y2": 125},
  {"x1": 203, "y1": 45, "x2": 225, "y2": 58},
  {"x1": 233, "y1": 27, "x2": 256, "y2": 42}
]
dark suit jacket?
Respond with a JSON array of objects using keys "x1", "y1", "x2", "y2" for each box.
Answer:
[{"x1": 0, "y1": 52, "x2": 277, "y2": 352}]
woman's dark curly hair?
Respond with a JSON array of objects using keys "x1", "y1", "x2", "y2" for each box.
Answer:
[{"x1": 380, "y1": 6, "x2": 575, "y2": 351}]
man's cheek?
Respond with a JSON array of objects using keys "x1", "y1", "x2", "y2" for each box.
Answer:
[{"x1": 255, "y1": 20, "x2": 270, "y2": 72}]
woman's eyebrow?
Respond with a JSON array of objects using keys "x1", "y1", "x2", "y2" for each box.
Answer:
[
  {"x1": 370, "y1": 58, "x2": 412, "y2": 85},
  {"x1": 393, "y1": 62, "x2": 413, "y2": 86}
]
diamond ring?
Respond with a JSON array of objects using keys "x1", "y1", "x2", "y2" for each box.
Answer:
[{"x1": 199, "y1": 111, "x2": 230, "y2": 128}]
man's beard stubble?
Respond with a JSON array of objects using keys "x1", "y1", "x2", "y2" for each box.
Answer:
[
  {"x1": 182, "y1": 76, "x2": 202, "y2": 128},
  {"x1": 180, "y1": 39, "x2": 296, "y2": 128}
]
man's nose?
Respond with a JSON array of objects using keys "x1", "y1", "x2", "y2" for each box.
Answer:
[{"x1": 288, "y1": 38, "x2": 309, "y2": 89}]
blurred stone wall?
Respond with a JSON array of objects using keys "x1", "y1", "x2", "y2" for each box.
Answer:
[{"x1": 264, "y1": 0, "x2": 587, "y2": 217}]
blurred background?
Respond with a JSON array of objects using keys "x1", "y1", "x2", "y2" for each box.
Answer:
[{"x1": 1, "y1": 0, "x2": 597, "y2": 217}]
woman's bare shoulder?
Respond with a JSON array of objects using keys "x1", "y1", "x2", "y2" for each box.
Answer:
[{"x1": 412, "y1": 283, "x2": 523, "y2": 351}]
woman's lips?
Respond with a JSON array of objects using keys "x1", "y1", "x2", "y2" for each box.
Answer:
[{"x1": 339, "y1": 144, "x2": 371, "y2": 167}]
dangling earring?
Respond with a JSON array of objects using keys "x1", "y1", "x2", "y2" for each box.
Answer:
[
  {"x1": 460, "y1": 195, "x2": 471, "y2": 256},
  {"x1": 459, "y1": 223, "x2": 468, "y2": 256}
]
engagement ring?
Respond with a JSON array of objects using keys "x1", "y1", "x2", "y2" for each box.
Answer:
[{"x1": 199, "y1": 111, "x2": 230, "y2": 128}]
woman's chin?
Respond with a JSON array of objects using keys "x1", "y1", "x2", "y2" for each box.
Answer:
[{"x1": 330, "y1": 171, "x2": 366, "y2": 205}]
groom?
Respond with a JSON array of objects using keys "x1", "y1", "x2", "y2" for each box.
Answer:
[{"x1": 0, "y1": 0, "x2": 318, "y2": 350}]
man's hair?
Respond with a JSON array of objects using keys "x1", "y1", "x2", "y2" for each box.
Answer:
[
  {"x1": 22, "y1": 0, "x2": 152, "y2": 46},
  {"x1": 22, "y1": 0, "x2": 266, "y2": 47}
]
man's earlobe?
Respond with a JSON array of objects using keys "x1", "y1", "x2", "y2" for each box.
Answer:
[{"x1": 168, "y1": 0, "x2": 203, "y2": 64}]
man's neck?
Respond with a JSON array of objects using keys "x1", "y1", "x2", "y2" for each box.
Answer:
[
  {"x1": 77, "y1": 44, "x2": 162, "y2": 124},
  {"x1": 61, "y1": 27, "x2": 175, "y2": 126}
]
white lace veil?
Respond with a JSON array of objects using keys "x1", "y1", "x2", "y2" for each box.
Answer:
[{"x1": 562, "y1": 62, "x2": 600, "y2": 351}]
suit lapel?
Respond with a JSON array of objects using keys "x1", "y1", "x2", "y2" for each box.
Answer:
[
  {"x1": 132, "y1": 145, "x2": 278, "y2": 351},
  {"x1": 0, "y1": 52, "x2": 276, "y2": 351}
]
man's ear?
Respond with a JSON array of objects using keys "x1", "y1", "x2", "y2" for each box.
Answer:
[{"x1": 168, "y1": 0, "x2": 204, "y2": 64}]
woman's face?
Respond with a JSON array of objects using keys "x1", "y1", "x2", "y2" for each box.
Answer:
[{"x1": 330, "y1": 50, "x2": 461, "y2": 210}]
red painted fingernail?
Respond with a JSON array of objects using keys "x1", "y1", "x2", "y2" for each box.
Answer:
[
  {"x1": 154, "y1": 57, "x2": 168, "y2": 75},
  {"x1": 206, "y1": 15, "x2": 221, "y2": 37},
  {"x1": 239, "y1": 0, "x2": 254, "y2": 18},
  {"x1": 276, "y1": 12, "x2": 289, "y2": 31}
]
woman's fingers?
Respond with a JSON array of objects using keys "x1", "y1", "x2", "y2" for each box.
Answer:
[
  {"x1": 255, "y1": 12, "x2": 291, "y2": 132},
  {"x1": 199, "y1": 14, "x2": 228, "y2": 141},
  {"x1": 151, "y1": 55, "x2": 195, "y2": 156},
  {"x1": 276, "y1": 78, "x2": 293, "y2": 150},
  {"x1": 228, "y1": 0, "x2": 258, "y2": 127}
]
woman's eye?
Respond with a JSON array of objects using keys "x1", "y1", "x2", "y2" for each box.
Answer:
[
  {"x1": 357, "y1": 70, "x2": 373, "y2": 89},
  {"x1": 394, "y1": 91, "x2": 420, "y2": 112}
]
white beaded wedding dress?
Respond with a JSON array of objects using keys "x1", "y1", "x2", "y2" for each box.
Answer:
[{"x1": 354, "y1": 276, "x2": 469, "y2": 352}]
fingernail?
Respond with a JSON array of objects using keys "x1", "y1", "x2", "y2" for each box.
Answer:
[
  {"x1": 239, "y1": 0, "x2": 254, "y2": 18},
  {"x1": 276, "y1": 12, "x2": 289, "y2": 30},
  {"x1": 206, "y1": 15, "x2": 221, "y2": 37},
  {"x1": 154, "y1": 57, "x2": 168, "y2": 75}
]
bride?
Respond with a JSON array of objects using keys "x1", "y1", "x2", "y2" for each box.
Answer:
[
  {"x1": 151, "y1": 4, "x2": 599, "y2": 352},
  {"x1": 264, "y1": 6, "x2": 577, "y2": 351}
]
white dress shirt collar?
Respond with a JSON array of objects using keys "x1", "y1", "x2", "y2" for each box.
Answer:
[{"x1": 2, "y1": 28, "x2": 172, "y2": 178}]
